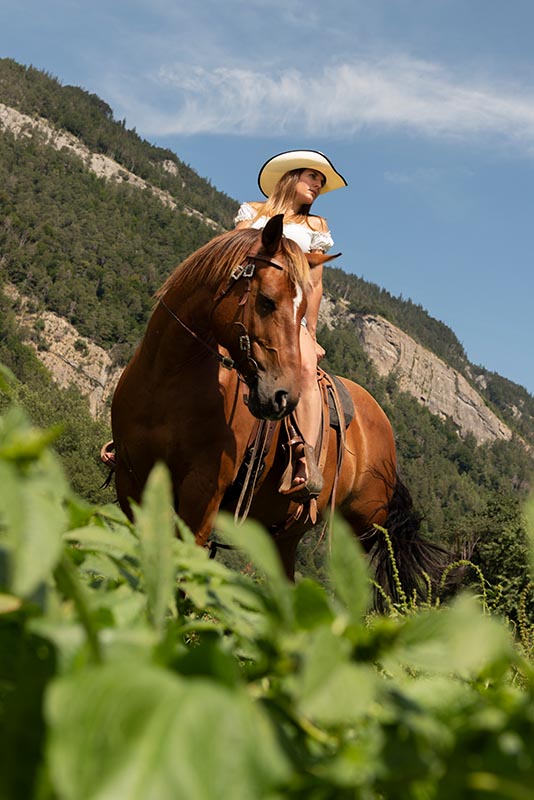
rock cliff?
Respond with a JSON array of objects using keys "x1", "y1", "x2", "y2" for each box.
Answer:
[
  {"x1": 5, "y1": 285, "x2": 121, "y2": 418},
  {"x1": 319, "y1": 296, "x2": 512, "y2": 445}
]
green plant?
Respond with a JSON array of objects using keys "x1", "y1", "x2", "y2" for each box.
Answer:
[{"x1": 1, "y1": 404, "x2": 534, "y2": 799}]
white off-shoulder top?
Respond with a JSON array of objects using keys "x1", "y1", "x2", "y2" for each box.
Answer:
[{"x1": 234, "y1": 202, "x2": 334, "y2": 254}]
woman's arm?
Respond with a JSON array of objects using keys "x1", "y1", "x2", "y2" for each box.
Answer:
[
  {"x1": 306, "y1": 261, "x2": 326, "y2": 361},
  {"x1": 307, "y1": 214, "x2": 330, "y2": 360},
  {"x1": 305, "y1": 262, "x2": 323, "y2": 340},
  {"x1": 305, "y1": 215, "x2": 329, "y2": 334}
]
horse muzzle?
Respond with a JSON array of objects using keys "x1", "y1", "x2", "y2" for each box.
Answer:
[{"x1": 246, "y1": 377, "x2": 299, "y2": 420}]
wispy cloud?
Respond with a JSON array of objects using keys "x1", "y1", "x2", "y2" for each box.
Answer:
[
  {"x1": 114, "y1": 55, "x2": 534, "y2": 153},
  {"x1": 384, "y1": 167, "x2": 445, "y2": 186}
]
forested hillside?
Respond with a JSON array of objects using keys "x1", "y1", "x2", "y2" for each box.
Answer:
[
  {"x1": 0, "y1": 58, "x2": 237, "y2": 226},
  {"x1": 0, "y1": 58, "x2": 533, "y2": 621}
]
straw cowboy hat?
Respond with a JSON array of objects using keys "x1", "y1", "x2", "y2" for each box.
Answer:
[{"x1": 258, "y1": 149, "x2": 348, "y2": 197}]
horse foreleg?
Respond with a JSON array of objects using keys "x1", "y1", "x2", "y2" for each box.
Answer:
[
  {"x1": 272, "y1": 525, "x2": 308, "y2": 581},
  {"x1": 114, "y1": 458, "x2": 144, "y2": 521},
  {"x1": 176, "y1": 468, "x2": 231, "y2": 548}
]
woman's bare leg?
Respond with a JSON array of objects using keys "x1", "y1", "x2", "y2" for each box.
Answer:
[{"x1": 291, "y1": 325, "x2": 322, "y2": 486}]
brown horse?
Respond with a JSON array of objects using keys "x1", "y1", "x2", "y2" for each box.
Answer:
[{"x1": 110, "y1": 215, "x2": 444, "y2": 601}]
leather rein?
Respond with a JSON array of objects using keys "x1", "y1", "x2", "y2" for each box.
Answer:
[{"x1": 159, "y1": 252, "x2": 285, "y2": 386}]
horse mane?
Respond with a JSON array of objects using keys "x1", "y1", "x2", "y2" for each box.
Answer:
[{"x1": 155, "y1": 227, "x2": 310, "y2": 300}]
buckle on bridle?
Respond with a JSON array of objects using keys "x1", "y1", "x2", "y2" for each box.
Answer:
[
  {"x1": 239, "y1": 334, "x2": 251, "y2": 357},
  {"x1": 230, "y1": 262, "x2": 256, "y2": 281}
]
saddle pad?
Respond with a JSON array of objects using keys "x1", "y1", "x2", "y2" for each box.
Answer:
[{"x1": 327, "y1": 374, "x2": 355, "y2": 430}]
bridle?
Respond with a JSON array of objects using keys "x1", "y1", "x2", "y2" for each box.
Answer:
[{"x1": 159, "y1": 252, "x2": 287, "y2": 387}]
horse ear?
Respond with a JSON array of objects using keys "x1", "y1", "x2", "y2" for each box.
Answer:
[
  {"x1": 307, "y1": 251, "x2": 342, "y2": 267},
  {"x1": 261, "y1": 214, "x2": 284, "y2": 255}
]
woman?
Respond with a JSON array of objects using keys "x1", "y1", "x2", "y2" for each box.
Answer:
[{"x1": 235, "y1": 149, "x2": 347, "y2": 499}]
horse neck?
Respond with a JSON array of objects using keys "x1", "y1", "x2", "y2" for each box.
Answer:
[
  {"x1": 140, "y1": 284, "x2": 219, "y2": 366},
  {"x1": 150, "y1": 283, "x2": 248, "y2": 430},
  {"x1": 163, "y1": 283, "x2": 215, "y2": 333}
]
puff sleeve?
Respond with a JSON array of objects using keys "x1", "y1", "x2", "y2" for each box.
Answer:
[
  {"x1": 234, "y1": 202, "x2": 256, "y2": 225},
  {"x1": 310, "y1": 229, "x2": 334, "y2": 253}
]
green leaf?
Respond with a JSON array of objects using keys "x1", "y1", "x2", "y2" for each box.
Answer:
[
  {"x1": 391, "y1": 594, "x2": 515, "y2": 679},
  {"x1": 64, "y1": 525, "x2": 138, "y2": 559},
  {"x1": 0, "y1": 455, "x2": 68, "y2": 597},
  {"x1": 0, "y1": 407, "x2": 61, "y2": 462},
  {"x1": 302, "y1": 662, "x2": 378, "y2": 728},
  {"x1": 0, "y1": 593, "x2": 22, "y2": 614},
  {"x1": 174, "y1": 639, "x2": 241, "y2": 687},
  {"x1": 46, "y1": 662, "x2": 291, "y2": 800},
  {"x1": 174, "y1": 513, "x2": 196, "y2": 543},
  {"x1": 77, "y1": 553, "x2": 125, "y2": 583},
  {"x1": 314, "y1": 730, "x2": 384, "y2": 789},
  {"x1": 328, "y1": 513, "x2": 371, "y2": 622},
  {"x1": 400, "y1": 674, "x2": 474, "y2": 718},
  {"x1": 29, "y1": 620, "x2": 88, "y2": 673},
  {"x1": 134, "y1": 464, "x2": 176, "y2": 633},
  {"x1": 179, "y1": 578, "x2": 267, "y2": 642},
  {"x1": 303, "y1": 663, "x2": 378, "y2": 727},
  {"x1": 291, "y1": 628, "x2": 379, "y2": 726},
  {"x1": 93, "y1": 503, "x2": 136, "y2": 529},
  {"x1": 295, "y1": 627, "x2": 351, "y2": 698},
  {"x1": 293, "y1": 578, "x2": 335, "y2": 630},
  {"x1": 467, "y1": 772, "x2": 534, "y2": 800},
  {"x1": 216, "y1": 512, "x2": 293, "y2": 623},
  {"x1": 65, "y1": 499, "x2": 134, "y2": 532},
  {"x1": 95, "y1": 584, "x2": 146, "y2": 628}
]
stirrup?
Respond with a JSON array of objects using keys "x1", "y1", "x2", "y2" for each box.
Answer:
[{"x1": 279, "y1": 440, "x2": 324, "y2": 501}]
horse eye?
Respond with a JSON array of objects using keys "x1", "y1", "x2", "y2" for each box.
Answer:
[{"x1": 258, "y1": 293, "x2": 276, "y2": 314}]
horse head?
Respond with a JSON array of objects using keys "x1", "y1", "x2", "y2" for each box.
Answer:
[{"x1": 211, "y1": 215, "x2": 308, "y2": 420}]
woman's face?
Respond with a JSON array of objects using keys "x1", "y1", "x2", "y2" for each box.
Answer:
[{"x1": 294, "y1": 169, "x2": 326, "y2": 206}]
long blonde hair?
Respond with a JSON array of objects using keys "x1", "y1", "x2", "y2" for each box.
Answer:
[
  {"x1": 252, "y1": 169, "x2": 317, "y2": 227},
  {"x1": 156, "y1": 227, "x2": 310, "y2": 300}
]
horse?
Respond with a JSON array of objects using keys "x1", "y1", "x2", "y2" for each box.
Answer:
[{"x1": 110, "y1": 215, "x2": 444, "y2": 602}]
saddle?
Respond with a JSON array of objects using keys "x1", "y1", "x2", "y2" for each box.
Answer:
[
  {"x1": 227, "y1": 368, "x2": 354, "y2": 524},
  {"x1": 325, "y1": 374, "x2": 355, "y2": 431}
]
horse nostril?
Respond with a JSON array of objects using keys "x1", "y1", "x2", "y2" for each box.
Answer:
[{"x1": 274, "y1": 389, "x2": 288, "y2": 413}]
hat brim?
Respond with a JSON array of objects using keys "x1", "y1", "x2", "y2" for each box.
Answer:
[{"x1": 258, "y1": 150, "x2": 347, "y2": 198}]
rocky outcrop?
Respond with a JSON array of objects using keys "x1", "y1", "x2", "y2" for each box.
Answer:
[
  {"x1": 319, "y1": 296, "x2": 512, "y2": 445},
  {"x1": 354, "y1": 314, "x2": 511, "y2": 444},
  {"x1": 5, "y1": 285, "x2": 121, "y2": 418}
]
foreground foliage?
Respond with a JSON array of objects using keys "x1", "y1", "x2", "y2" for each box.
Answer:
[{"x1": 1, "y1": 405, "x2": 534, "y2": 799}]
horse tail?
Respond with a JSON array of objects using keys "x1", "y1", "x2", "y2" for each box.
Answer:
[{"x1": 365, "y1": 473, "x2": 450, "y2": 610}]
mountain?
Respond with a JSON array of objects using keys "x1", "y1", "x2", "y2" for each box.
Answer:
[{"x1": 1, "y1": 58, "x2": 533, "y2": 604}]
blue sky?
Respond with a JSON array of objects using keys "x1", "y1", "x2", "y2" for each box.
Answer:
[{"x1": 2, "y1": 0, "x2": 534, "y2": 393}]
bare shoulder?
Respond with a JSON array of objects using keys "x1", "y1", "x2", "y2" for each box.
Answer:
[
  {"x1": 247, "y1": 201, "x2": 265, "y2": 212},
  {"x1": 307, "y1": 214, "x2": 329, "y2": 232}
]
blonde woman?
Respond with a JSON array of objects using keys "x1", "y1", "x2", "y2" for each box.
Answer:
[{"x1": 235, "y1": 149, "x2": 347, "y2": 499}]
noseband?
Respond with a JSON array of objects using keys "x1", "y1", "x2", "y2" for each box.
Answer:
[{"x1": 159, "y1": 253, "x2": 286, "y2": 386}]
